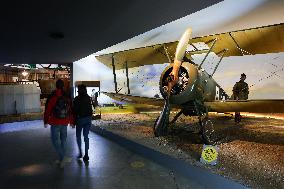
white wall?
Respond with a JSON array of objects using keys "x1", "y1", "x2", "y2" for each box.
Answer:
[{"x1": 0, "y1": 85, "x2": 41, "y2": 115}]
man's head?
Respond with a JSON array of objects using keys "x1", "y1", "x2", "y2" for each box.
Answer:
[
  {"x1": 240, "y1": 73, "x2": 246, "y2": 81},
  {"x1": 78, "y1": 84, "x2": 87, "y2": 95},
  {"x1": 56, "y1": 79, "x2": 64, "y2": 89}
]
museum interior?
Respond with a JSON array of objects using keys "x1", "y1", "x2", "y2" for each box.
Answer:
[{"x1": 0, "y1": 1, "x2": 283, "y2": 189}]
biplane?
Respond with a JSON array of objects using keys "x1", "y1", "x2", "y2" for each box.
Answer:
[{"x1": 95, "y1": 23, "x2": 284, "y2": 144}]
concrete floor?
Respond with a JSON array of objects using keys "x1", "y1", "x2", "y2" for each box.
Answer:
[{"x1": 0, "y1": 120, "x2": 205, "y2": 189}]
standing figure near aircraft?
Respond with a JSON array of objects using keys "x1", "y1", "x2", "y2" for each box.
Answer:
[
  {"x1": 44, "y1": 79, "x2": 74, "y2": 168},
  {"x1": 233, "y1": 73, "x2": 249, "y2": 123},
  {"x1": 91, "y1": 89, "x2": 99, "y2": 112},
  {"x1": 73, "y1": 84, "x2": 93, "y2": 161}
]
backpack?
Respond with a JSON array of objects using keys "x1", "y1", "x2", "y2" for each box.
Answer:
[{"x1": 53, "y1": 95, "x2": 69, "y2": 119}]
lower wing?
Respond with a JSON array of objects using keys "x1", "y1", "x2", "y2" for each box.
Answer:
[
  {"x1": 205, "y1": 100, "x2": 284, "y2": 113},
  {"x1": 102, "y1": 92, "x2": 164, "y2": 107},
  {"x1": 103, "y1": 92, "x2": 284, "y2": 113}
]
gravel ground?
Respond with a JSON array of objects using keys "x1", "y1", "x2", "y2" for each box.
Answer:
[{"x1": 93, "y1": 113, "x2": 284, "y2": 189}]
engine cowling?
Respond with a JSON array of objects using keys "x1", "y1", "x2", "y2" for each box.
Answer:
[{"x1": 159, "y1": 62, "x2": 199, "y2": 105}]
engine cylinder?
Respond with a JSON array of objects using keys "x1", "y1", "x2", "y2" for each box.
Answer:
[{"x1": 159, "y1": 62, "x2": 199, "y2": 105}]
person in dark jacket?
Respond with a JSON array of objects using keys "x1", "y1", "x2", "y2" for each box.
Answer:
[
  {"x1": 232, "y1": 73, "x2": 249, "y2": 123},
  {"x1": 44, "y1": 79, "x2": 74, "y2": 168},
  {"x1": 91, "y1": 89, "x2": 99, "y2": 111},
  {"x1": 73, "y1": 84, "x2": 93, "y2": 161}
]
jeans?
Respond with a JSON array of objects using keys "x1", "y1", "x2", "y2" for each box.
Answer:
[
  {"x1": 50, "y1": 125, "x2": 67, "y2": 161},
  {"x1": 76, "y1": 116, "x2": 92, "y2": 154}
]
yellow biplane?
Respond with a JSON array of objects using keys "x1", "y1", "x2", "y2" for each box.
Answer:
[{"x1": 95, "y1": 23, "x2": 284, "y2": 144}]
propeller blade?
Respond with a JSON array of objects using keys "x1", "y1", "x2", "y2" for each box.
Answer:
[{"x1": 175, "y1": 28, "x2": 192, "y2": 61}]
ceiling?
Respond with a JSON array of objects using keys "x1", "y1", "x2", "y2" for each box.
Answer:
[{"x1": 0, "y1": 0, "x2": 221, "y2": 65}]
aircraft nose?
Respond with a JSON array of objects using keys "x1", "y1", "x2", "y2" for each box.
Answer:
[{"x1": 160, "y1": 65, "x2": 191, "y2": 98}]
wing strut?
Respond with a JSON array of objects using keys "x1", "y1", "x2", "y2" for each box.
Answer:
[
  {"x1": 111, "y1": 54, "x2": 118, "y2": 93},
  {"x1": 163, "y1": 44, "x2": 172, "y2": 63},
  {"x1": 125, "y1": 61, "x2": 130, "y2": 94},
  {"x1": 211, "y1": 49, "x2": 228, "y2": 77},
  {"x1": 198, "y1": 38, "x2": 217, "y2": 69},
  {"x1": 228, "y1": 32, "x2": 251, "y2": 56}
]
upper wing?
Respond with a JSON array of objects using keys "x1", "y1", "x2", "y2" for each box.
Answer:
[
  {"x1": 102, "y1": 92, "x2": 165, "y2": 107},
  {"x1": 96, "y1": 23, "x2": 284, "y2": 70},
  {"x1": 96, "y1": 42, "x2": 178, "y2": 70},
  {"x1": 190, "y1": 23, "x2": 284, "y2": 57},
  {"x1": 205, "y1": 99, "x2": 284, "y2": 113}
]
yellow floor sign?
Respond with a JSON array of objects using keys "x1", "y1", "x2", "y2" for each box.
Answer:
[
  {"x1": 130, "y1": 161, "x2": 145, "y2": 169},
  {"x1": 200, "y1": 145, "x2": 218, "y2": 165}
]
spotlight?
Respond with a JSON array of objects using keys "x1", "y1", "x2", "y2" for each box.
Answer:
[{"x1": 22, "y1": 70, "x2": 29, "y2": 77}]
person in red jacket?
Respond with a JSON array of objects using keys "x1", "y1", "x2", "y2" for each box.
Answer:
[{"x1": 44, "y1": 79, "x2": 74, "y2": 167}]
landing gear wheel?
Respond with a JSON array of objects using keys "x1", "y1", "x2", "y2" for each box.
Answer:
[{"x1": 201, "y1": 118, "x2": 217, "y2": 145}]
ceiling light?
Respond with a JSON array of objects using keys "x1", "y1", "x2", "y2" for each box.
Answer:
[{"x1": 22, "y1": 70, "x2": 29, "y2": 77}]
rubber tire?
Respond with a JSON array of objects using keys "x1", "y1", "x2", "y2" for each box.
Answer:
[{"x1": 201, "y1": 118, "x2": 217, "y2": 145}]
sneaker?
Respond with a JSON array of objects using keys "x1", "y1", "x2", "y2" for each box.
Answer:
[{"x1": 83, "y1": 155, "x2": 89, "y2": 161}]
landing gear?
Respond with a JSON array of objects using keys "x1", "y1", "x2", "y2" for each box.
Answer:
[
  {"x1": 170, "y1": 109, "x2": 184, "y2": 124},
  {"x1": 153, "y1": 117, "x2": 159, "y2": 135},
  {"x1": 153, "y1": 97, "x2": 171, "y2": 137},
  {"x1": 153, "y1": 99, "x2": 218, "y2": 144},
  {"x1": 153, "y1": 115, "x2": 169, "y2": 137},
  {"x1": 199, "y1": 117, "x2": 217, "y2": 145},
  {"x1": 197, "y1": 106, "x2": 217, "y2": 145},
  {"x1": 235, "y1": 112, "x2": 241, "y2": 123}
]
